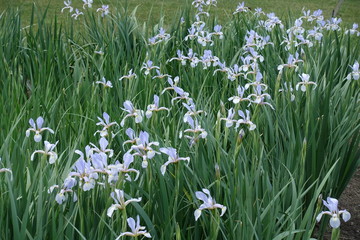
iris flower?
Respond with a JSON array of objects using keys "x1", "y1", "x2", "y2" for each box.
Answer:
[
  {"x1": 233, "y1": 2, "x2": 250, "y2": 14},
  {"x1": 316, "y1": 197, "x2": 351, "y2": 228},
  {"x1": 161, "y1": 76, "x2": 180, "y2": 95},
  {"x1": 61, "y1": 0, "x2": 73, "y2": 13},
  {"x1": 49, "y1": 178, "x2": 77, "y2": 204},
  {"x1": 168, "y1": 50, "x2": 188, "y2": 65},
  {"x1": 107, "y1": 189, "x2": 142, "y2": 217},
  {"x1": 296, "y1": 73, "x2": 317, "y2": 92},
  {"x1": 26, "y1": 116, "x2": 54, "y2": 142},
  {"x1": 123, "y1": 128, "x2": 139, "y2": 146},
  {"x1": 106, "y1": 152, "x2": 140, "y2": 182},
  {"x1": 119, "y1": 69, "x2": 137, "y2": 81},
  {"x1": 71, "y1": 9, "x2": 83, "y2": 20},
  {"x1": 182, "y1": 116, "x2": 207, "y2": 146},
  {"x1": 247, "y1": 85, "x2": 274, "y2": 110},
  {"x1": 146, "y1": 95, "x2": 170, "y2": 118},
  {"x1": 97, "y1": 5, "x2": 110, "y2": 17},
  {"x1": 277, "y1": 53, "x2": 303, "y2": 73},
  {"x1": 82, "y1": 0, "x2": 93, "y2": 9},
  {"x1": 236, "y1": 110, "x2": 257, "y2": 131},
  {"x1": 171, "y1": 87, "x2": 191, "y2": 105},
  {"x1": 152, "y1": 70, "x2": 171, "y2": 80},
  {"x1": 159, "y1": 147, "x2": 190, "y2": 175},
  {"x1": 118, "y1": 152, "x2": 140, "y2": 181},
  {"x1": 120, "y1": 100, "x2": 144, "y2": 127},
  {"x1": 96, "y1": 77, "x2": 113, "y2": 88},
  {"x1": 31, "y1": 141, "x2": 59, "y2": 164},
  {"x1": 346, "y1": 61, "x2": 359, "y2": 80},
  {"x1": 90, "y1": 137, "x2": 114, "y2": 158},
  {"x1": 95, "y1": 112, "x2": 118, "y2": 137},
  {"x1": 228, "y1": 86, "x2": 251, "y2": 104},
  {"x1": 183, "y1": 100, "x2": 205, "y2": 123},
  {"x1": 220, "y1": 108, "x2": 236, "y2": 128},
  {"x1": 194, "y1": 189, "x2": 227, "y2": 221},
  {"x1": 117, "y1": 215, "x2": 151, "y2": 239},
  {"x1": 141, "y1": 60, "x2": 160, "y2": 75},
  {"x1": 131, "y1": 131, "x2": 160, "y2": 168}
]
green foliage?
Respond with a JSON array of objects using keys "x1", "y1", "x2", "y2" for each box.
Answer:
[{"x1": 0, "y1": 3, "x2": 359, "y2": 240}]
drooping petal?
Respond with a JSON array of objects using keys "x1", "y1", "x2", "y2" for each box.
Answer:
[
  {"x1": 329, "y1": 215, "x2": 340, "y2": 228},
  {"x1": 31, "y1": 150, "x2": 43, "y2": 161},
  {"x1": 301, "y1": 85, "x2": 306, "y2": 92},
  {"x1": 220, "y1": 206, "x2": 227, "y2": 216},
  {"x1": 25, "y1": 129, "x2": 31, "y2": 137},
  {"x1": 47, "y1": 185, "x2": 59, "y2": 193},
  {"x1": 49, "y1": 152, "x2": 58, "y2": 164},
  {"x1": 194, "y1": 209, "x2": 202, "y2": 221},
  {"x1": 160, "y1": 164, "x2": 167, "y2": 175},
  {"x1": 316, "y1": 212, "x2": 324, "y2": 222},
  {"x1": 107, "y1": 204, "x2": 118, "y2": 217},
  {"x1": 55, "y1": 191, "x2": 66, "y2": 204},
  {"x1": 341, "y1": 210, "x2": 351, "y2": 222},
  {"x1": 34, "y1": 133, "x2": 42, "y2": 142},
  {"x1": 135, "y1": 112, "x2": 143, "y2": 123},
  {"x1": 145, "y1": 110, "x2": 153, "y2": 119}
]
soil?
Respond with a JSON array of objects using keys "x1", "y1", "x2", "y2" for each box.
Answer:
[
  {"x1": 337, "y1": 169, "x2": 360, "y2": 239},
  {"x1": 317, "y1": 169, "x2": 360, "y2": 239}
]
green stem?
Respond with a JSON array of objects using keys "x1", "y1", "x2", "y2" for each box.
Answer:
[
  {"x1": 173, "y1": 163, "x2": 181, "y2": 217},
  {"x1": 122, "y1": 209, "x2": 127, "y2": 234},
  {"x1": 331, "y1": 228, "x2": 340, "y2": 240},
  {"x1": 210, "y1": 210, "x2": 220, "y2": 240}
]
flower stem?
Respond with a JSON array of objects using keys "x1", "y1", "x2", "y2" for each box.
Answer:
[
  {"x1": 122, "y1": 209, "x2": 127, "y2": 234},
  {"x1": 331, "y1": 227, "x2": 340, "y2": 240},
  {"x1": 210, "y1": 210, "x2": 220, "y2": 240}
]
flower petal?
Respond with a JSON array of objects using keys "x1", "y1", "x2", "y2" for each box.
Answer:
[
  {"x1": 36, "y1": 116, "x2": 44, "y2": 129},
  {"x1": 341, "y1": 210, "x2": 351, "y2": 222},
  {"x1": 329, "y1": 216, "x2": 340, "y2": 228},
  {"x1": 107, "y1": 205, "x2": 118, "y2": 217},
  {"x1": 194, "y1": 209, "x2": 202, "y2": 221}
]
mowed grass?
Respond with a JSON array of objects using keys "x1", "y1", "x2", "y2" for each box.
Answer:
[{"x1": 0, "y1": 0, "x2": 360, "y2": 25}]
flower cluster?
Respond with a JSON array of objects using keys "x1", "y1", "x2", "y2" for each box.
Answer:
[
  {"x1": 48, "y1": 2, "x2": 360, "y2": 238},
  {"x1": 61, "y1": 1, "x2": 109, "y2": 20}
]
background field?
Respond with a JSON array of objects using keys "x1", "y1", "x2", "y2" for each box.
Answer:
[{"x1": 0, "y1": 0, "x2": 360, "y2": 25}]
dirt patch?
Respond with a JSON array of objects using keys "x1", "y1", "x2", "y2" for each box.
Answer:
[
  {"x1": 313, "y1": 169, "x2": 360, "y2": 239},
  {"x1": 337, "y1": 169, "x2": 360, "y2": 239}
]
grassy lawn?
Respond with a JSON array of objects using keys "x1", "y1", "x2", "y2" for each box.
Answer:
[{"x1": 0, "y1": 0, "x2": 359, "y2": 25}]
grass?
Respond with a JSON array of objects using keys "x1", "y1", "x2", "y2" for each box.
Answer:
[
  {"x1": 0, "y1": 1, "x2": 359, "y2": 240},
  {"x1": 0, "y1": 0, "x2": 360, "y2": 25}
]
